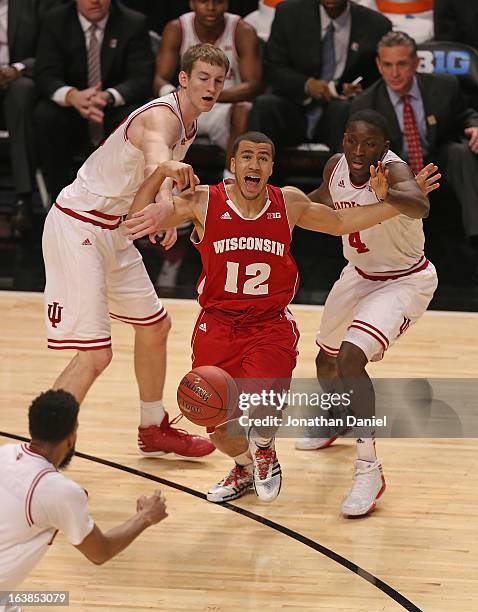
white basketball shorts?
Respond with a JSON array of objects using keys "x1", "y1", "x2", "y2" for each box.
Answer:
[
  {"x1": 316, "y1": 261, "x2": 438, "y2": 362},
  {"x1": 42, "y1": 204, "x2": 166, "y2": 351},
  {"x1": 196, "y1": 102, "x2": 232, "y2": 151}
]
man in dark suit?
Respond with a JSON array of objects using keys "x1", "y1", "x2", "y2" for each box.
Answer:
[
  {"x1": 34, "y1": 0, "x2": 154, "y2": 202},
  {"x1": 351, "y1": 30, "x2": 478, "y2": 250},
  {"x1": 0, "y1": 0, "x2": 56, "y2": 236},
  {"x1": 247, "y1": 0, "x2": 392, "y2": 152},
  {"x1": 434, "y1": 0, "x2": 478, "y2": 51}
]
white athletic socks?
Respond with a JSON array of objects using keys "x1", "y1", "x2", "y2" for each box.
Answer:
[
  {"x1": 355, "y1": 436, "x2": 377, "y2": 462},
  {"x1": 140, "y1": 400, "x2": 166, "y2": 427}
]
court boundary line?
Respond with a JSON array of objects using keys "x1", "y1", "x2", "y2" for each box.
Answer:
[{"x1": 0, "y1": 431, "x2": 422, "y2": 612}]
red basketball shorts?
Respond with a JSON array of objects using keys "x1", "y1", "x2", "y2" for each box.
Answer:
[{"x1": 191, "y1": 308, "x2": 300, "y2": 432}]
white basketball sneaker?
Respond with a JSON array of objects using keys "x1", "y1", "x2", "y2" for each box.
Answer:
[
  {"x1": 295, "y1": 425, "x2": 351, "y2": 450},
  {"x1": 249, "y1": 437, "x2": 282, "y2": 503},
  {"x1": 341, "y1": 459, "x2": 386, "y2": 517},
  {"x1": 207, "y1": 463, "x2": 253, "y2": 503}
]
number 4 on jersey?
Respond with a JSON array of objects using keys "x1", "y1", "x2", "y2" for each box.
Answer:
[{"x1": 348, "y1": 232, "x2": 370, "y2": 254}]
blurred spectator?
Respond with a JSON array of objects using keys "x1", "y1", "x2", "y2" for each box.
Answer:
[
  {"x1": 351, "y1": 31, "x2": 478, "y2": 252},
  {"x1": 434, "y1": 0, "x2": 478, "y2": 51},
  {"x1": 120, "y1": 0, "x2": 259, "y2": 34},
  {"x1": 34, "y1": 0, "x2": 153, "y2": 202},
  {"x1": 244, "y1": 0, "x2": 284, "y2": 42},
  {"x1": 355, "y1": 0, "x2": 434, "y2": 43},
  {"x1": 247, "y1": 0, "x2": 392, "y2": 153},
  {"x1": 154, "y1": 0, "x2": 261, "y2": 176},
  {"x1": 0, "y1": 0, "x2": 57, "y2": 237}
]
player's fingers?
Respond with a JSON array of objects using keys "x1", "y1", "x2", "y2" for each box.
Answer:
[
  {"x1": 427, "y1": 182, "x2": 440, "y2": 193},
  {"x1": 149, "y1": 233, "x2": 157, "y2": 244},
  {"x1": 369, "y1": 165, "x2": 376, "y2": 177},
  {"x1": 188, "y1": 167, "x2": 196, "y2": 192}
]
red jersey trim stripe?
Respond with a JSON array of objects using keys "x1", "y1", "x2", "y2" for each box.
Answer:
[
  {"x1": 55, "y1": 204, "x2": 121, "y2": 229},
  {"x1": 328, "y1": 155, "x2": 342, "y2": 190},
  {"x1": 173, "y1": 91, "x2": 197, "y2": 140},
  {"x1": 351, "y1": 319, "x2": 389, "y2": 348},
  {"x1": 316, "y1": 340, "x2": 340, "y2": 356},
  {"x1": 355, "y1": 257, "x2": 429, "y2": 281},
  {"x1": 21, "y1": 443, "x2": 48, "y2": 459},
  {"x1": 124, "y1": 102, "x2": 176, "y2": 141},
  {"x1": 109, "y1": 308, "x2": 166, "y2": 323},
  {"x1": 25, "y1": 468, "x2": 57, "y2": 526},
  {"x1": 48, "y1": 344, "x2": 112, "y2": 351},
  {"x1": 48, "y1": 337, "x2": 112, "y2": 344},
  {"x1": 349, "y1": 324, "x2": 388, "y2": 353}
]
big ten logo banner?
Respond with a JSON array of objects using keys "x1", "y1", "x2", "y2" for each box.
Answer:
[{"x1": 418, "y1": 49, "x2": 471, "y2": 76}]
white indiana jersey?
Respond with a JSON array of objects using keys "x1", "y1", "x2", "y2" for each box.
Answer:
[
  {"x1": 329, "y1": 150, "x2": 426, "y2": 273},
  {"x1": 57, "y1": 91, "x2": 197, "y2": 216},
  {"x1": 0, "y1": 443, "x2": 94, "y2": 590},
  {"x1": 179, "y1": 11, "x2": 241, "y2": 89}
]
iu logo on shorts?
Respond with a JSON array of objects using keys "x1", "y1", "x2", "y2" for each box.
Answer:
[{"x1": 48, "y1": 301, "x2": 63, "y2": 328}]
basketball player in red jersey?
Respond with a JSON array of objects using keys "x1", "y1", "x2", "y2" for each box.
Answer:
[
  {"x1": 294, "y1": 110, "x2": 439, "y2": 517},
  {"x1": 123, "y1": 130, "x2": 429, "y2": 504}
]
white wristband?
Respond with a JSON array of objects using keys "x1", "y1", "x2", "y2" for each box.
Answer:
[{"x1": 159, "y1": 83, "x2": 176, "y2": 97}]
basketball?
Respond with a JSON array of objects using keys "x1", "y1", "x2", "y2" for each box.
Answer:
[{"x1": 177, "y1": 366, "x2": 238, "y2": 428}]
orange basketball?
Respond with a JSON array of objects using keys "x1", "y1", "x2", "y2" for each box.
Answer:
[{"x1": 177, "y1": 366, "x2": 238, "y2": 428}]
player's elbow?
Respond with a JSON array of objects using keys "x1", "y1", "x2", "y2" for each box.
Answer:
[{"x1": 408, "y1": 196, "x2": 430, "y2": 219}]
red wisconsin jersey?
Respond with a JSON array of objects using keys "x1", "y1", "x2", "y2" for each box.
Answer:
[{"x1": 193, "y1": 180, "x2": 299, "y2": 316}]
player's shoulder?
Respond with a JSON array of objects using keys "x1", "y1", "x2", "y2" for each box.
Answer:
[
  {"x1": 324, "y1": 153, "x2": 343, "y2": 181},
  {"x1": 35, "y1": 471, "x2": 87, "y2": 502},
  {"x1": 282, "y1": 185, "x2": 308, "y2": 202},
  {"x1": 162, "y1": 18, "x2": 182, "y2": 44},
  {"x1": 235, "y1": 17, "x2": 258, "y2": 38}
]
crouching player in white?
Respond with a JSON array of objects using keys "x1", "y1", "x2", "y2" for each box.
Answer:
[
  {"x1": 0, "y1": 390, "x2": 167, "y2": 611},
  {"x1": 42, "y1": 44, "x2": 230, "y2": 458},
  {"x1": 295, "y1": 110, "x2": 439, "y2": 517}
]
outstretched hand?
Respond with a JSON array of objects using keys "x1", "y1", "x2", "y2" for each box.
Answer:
[
  {"x1": 370, "y1": 161, "x2": 389, "y2": 202},
  {"x1": 415, "y1": 163, "x2": 441, "y2": 196}
]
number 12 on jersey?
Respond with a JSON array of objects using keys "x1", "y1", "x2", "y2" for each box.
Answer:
[{"x1": 224, "y1": 261, "x2": 271, "y2": 295}]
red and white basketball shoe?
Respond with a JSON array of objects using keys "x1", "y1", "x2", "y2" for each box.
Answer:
[
  {"x1": 138, "y1": 413, "x2": 215, "y2": 458},
  {"x1": 341, "y1": 459, "x2": 386, "y2": 517}
]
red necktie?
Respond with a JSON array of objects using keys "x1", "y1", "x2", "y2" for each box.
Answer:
[{"x1": 402, "y1": 94, "x2": 424, "y2": 175}]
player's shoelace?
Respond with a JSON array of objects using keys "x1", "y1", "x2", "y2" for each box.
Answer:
[
  {"x1": 223, "y1": 465, "x2": 250, "y2": 487},
  {"x1": 167, "y1": 414, "x2": 190, "y2": 437},
  {"x1": 254, "y1": 448, "x2": 275, "y2": 480},
  {"x1": 351, "y1": 462, "x2": 380, "y2": 494}
]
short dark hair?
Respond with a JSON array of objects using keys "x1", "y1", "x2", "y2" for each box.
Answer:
[
  {"x1": 181, "y1": 43, "x2": 230, "y2": 76},
  {"x1": 29, "y1": 390, "x2": 79, "y2": 443},
  {"x1": 378, "y1": 31, "x2": 417, "y2": 57},
  {"x1": 346, "y1": 110, "x2": 390, "y2": 140},
  {"x1": 231, "y1": 131, "x2": 276, "y2": 159}
]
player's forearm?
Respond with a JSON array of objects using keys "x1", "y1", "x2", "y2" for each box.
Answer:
[
  {"x1": 218, "y1": 82, "x2": 260, "y2": 103},
  {"x1": 384, "y1": 188, "x2": 430, "y2": 219},
  {"x1": 95, "y1": 512, "x2": 152, "y2": 565},
  {"x1": 335, "y1": 203, "x2": 399, "y2": 235},
  {"x1": 128, "y1": 170, "x2": 167, "y2": 219}
]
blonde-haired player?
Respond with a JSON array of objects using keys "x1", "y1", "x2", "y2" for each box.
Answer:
[
  {"x1": 42, "y1": 44, "x2": 229, "y2": 458},
  {"x1": 295, "y1": 110, "x2": 439, "y2": 517}
]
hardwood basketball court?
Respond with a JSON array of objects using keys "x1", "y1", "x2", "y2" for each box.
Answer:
[{"x1": 1, "y1": 292, "x2": 477, "y2": 611}]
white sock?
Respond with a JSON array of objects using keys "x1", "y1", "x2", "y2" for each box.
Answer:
[
  {"x1": 355, "y1": 437, "x2": 377, "y2": 462},
  {"x1": 233, "y1": 450, "x2": 253, "y2": 467},
  {"x1": 140, "y1": 400, "x2": 165, "y2": 427}
]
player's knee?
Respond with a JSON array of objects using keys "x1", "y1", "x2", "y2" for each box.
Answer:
[
  {"x1": 78, "y1": 347, "x2": 113, "y2": 377},
  {"x1": 336, "y1": 342, "x2": 367, "y2": 379},
  {"x1": 315, "y1": 350, "x2": 337, "y2": 379},
  {"x1": 134, "y1": 314, "x2": 171, "y2": 344}
]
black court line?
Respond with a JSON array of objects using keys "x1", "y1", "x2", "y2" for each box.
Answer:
[{"x1": 0, "y1": 431, "x2": 422, "y2": 612}]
